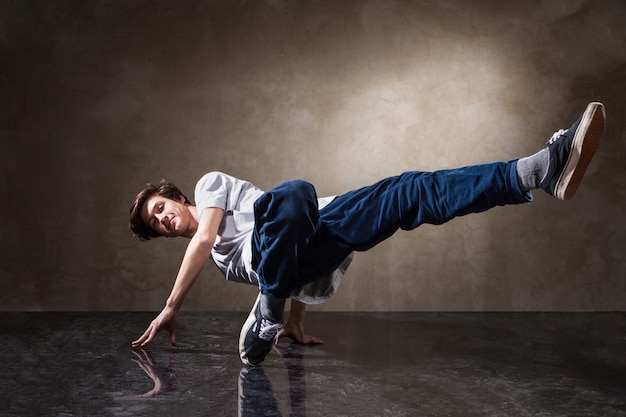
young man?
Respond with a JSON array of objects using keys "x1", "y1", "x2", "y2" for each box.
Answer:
[{"x1": 130, "y1": 102, "x2": 606, "y2": 366}]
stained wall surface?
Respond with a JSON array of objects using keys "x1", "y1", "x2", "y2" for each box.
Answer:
[{"x1": 2, "y1": 0, "x2": 625, "y2": 311}]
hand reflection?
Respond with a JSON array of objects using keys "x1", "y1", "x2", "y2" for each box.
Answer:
[
  {"x1": 238, "y1": 343, "x2": 308, "y2": 417},
  {"x1": 131, "y1": 349, "x2": 176, "y2": 398}
]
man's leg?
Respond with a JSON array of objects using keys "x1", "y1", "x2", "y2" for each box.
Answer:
[
  {"x1": 240, "y1": 101, "x2": 606, "y2": 366},
  {"x1": 251, "y1": 179, "x2": 322, "y2": 299},
  {"x1": 239, "y1": 162, "x2": 526, "y2": 366},
  {"x1": 317, "y1": 161, "x2": 529, "y2": 253},
  {"x1": 240, "y1": 163, "x2": 528, "y2": 365},
  {"x1": 312, "y1": 102, "x2": 605, "y2": 257},
  {"x1": 240, "y1": 179, "x2": 322, "y2": 366}
]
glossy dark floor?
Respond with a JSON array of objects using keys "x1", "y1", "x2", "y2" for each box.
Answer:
[{"x1": 1, "y1": 312, "x2": 624, "y2": 417}]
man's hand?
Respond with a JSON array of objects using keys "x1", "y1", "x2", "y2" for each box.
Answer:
[
  {"x1": 132, "y1": 306, "x2": 178, "y2": 348},
  {"x1": 276, "y1": 299, "x2": 323, "y2": 345},
  {"x1": 277, "y1": 321, "x2": 323, "y2": 345}
]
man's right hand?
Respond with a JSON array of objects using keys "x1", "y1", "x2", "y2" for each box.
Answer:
[{"x1": 132, "y1": 306, "x2": 179, "y2": 348}]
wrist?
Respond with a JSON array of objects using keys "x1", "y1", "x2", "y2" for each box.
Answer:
[
  {"x1": 165, "y1": 298, "x2": 181, "y2": 312},
  {"x1": 286, "y1": 308, "x2": 305, "y2": 326}
]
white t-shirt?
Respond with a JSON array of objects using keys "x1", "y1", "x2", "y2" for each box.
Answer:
[{"x1": 194, "y1": 171, "x2": 352, "y2": 303}]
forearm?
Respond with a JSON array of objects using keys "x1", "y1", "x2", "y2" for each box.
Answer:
[
  {"x1": 287, "y1": 299, "x2": 307, "y2": 325},
  {"x1": 165, "y1": 237, "x2": 213, "y2": 311},
  {"x1": 164, "y1": 207, "x2": 222, "y2": 311}
]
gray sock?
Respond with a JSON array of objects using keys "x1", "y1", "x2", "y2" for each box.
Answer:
[
  {"x1": 259, "y1": 294, "x2": 285, "y2": 323},
  {"x1": 516, "y1": 148, "x2": 549, "y2": 191}
]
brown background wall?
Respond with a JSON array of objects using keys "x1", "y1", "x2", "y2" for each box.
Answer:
[{"x1": 2, "y1": 0, "x2": 625, "y2": 311}]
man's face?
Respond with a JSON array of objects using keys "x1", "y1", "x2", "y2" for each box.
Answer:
[{"x1": 141, "y1": 195, "x2": 194, "y2": 238}]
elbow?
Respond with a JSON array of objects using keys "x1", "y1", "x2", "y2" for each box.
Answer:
[{"x1": 194, "y1": 232, "x2": 215, "y2": 252}]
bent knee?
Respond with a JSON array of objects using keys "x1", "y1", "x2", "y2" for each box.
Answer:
[
  {"x1": 282, "y1": 179, "x2": 316, "y2": 198},
  {"x1": 255, "y1": 179, "x2": 318, "y2": 219}
]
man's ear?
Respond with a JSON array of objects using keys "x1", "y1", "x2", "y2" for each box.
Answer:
[{"x1": 179, "y1": 195, "x2": 187, "y2": 204}]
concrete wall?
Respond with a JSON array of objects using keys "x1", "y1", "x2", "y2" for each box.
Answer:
[{"x1": 2, "y1": 0, "x2": 625, "y2": 311}]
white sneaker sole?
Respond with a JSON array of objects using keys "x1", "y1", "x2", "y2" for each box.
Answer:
[
  {"x1": 555, "y1": 102, "x2": 606, "y2": 200},
  {"x1": 239, "y1": 293, "x2": 262, "y2": 366}
]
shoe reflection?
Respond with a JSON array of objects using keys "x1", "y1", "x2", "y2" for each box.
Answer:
[
  {"x1": 131, "y1": 348, "x2": 176, "y2": 398},
  {"x1": 238, "y1": 343, "x2": 307, "y2": 417}
]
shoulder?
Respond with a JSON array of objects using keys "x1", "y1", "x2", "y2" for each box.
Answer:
[
  {"x1": 194, "y1": 171, "x2": 264, "y2": 199},
  {"x1": 195, "y1": 171, "x2": 238, "y2": 191},
  {"x1": 194, "y1": 172, "x2": 234, "y2": 211},
  {"x1": 195, "y1": 171, "x2": 263, "y2": 192},
  {"x1": 197, "y1": 171, "x2": 236, "y2": 184}
]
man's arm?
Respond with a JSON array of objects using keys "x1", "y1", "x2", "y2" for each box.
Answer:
[
  {"x1": 277, "y1": 299, "x2": 324, "y2": 345},
  {"x1": 132, "y1": 207, "x2": 224, "y2": 347}
]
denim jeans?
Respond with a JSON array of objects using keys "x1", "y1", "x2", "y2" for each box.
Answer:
[{"x1": 252, "y1": 160, "x2": 532, "y2": 298}]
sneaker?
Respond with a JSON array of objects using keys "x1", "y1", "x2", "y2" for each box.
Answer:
[
  {"x1": 239, "y1": 293, "x2": 284, "y2": 366},
  {"x1": 540, "y1": 102, "x2": 606, "y2": 200}
]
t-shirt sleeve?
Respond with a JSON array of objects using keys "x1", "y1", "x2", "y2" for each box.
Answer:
[{"x1": 194, "y1": 171, "x2": 231, "y2": 213}]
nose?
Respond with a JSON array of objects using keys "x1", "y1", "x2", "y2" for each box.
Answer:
[{"x1": 156, "y1": 213, "x2": 169, "y2": 226}]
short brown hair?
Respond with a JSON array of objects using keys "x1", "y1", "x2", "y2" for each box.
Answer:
[{"x1": 129, "y1": 178, "x2": 191, "y2": 241}]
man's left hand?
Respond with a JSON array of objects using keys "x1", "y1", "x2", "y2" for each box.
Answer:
[{"x1": 276, "y1": 321, "x2": 323, "y2": 345}]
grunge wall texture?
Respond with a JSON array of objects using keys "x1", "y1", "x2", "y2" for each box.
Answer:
[{"x1": 2, "y1": 0, "x2": 625, "y2": 311}]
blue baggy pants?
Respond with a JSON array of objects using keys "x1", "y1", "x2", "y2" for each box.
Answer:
[{"x1": 251, "y1": 160, "x2": 532, "y2": 298}]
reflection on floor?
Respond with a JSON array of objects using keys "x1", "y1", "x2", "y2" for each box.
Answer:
[{"x1": 0, "y1": 312, "x2": 624, "y2": 416}]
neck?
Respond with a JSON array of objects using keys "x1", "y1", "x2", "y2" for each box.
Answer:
[{"x1": 183, "y1": 205, "x2": 199, "y2": 238}]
